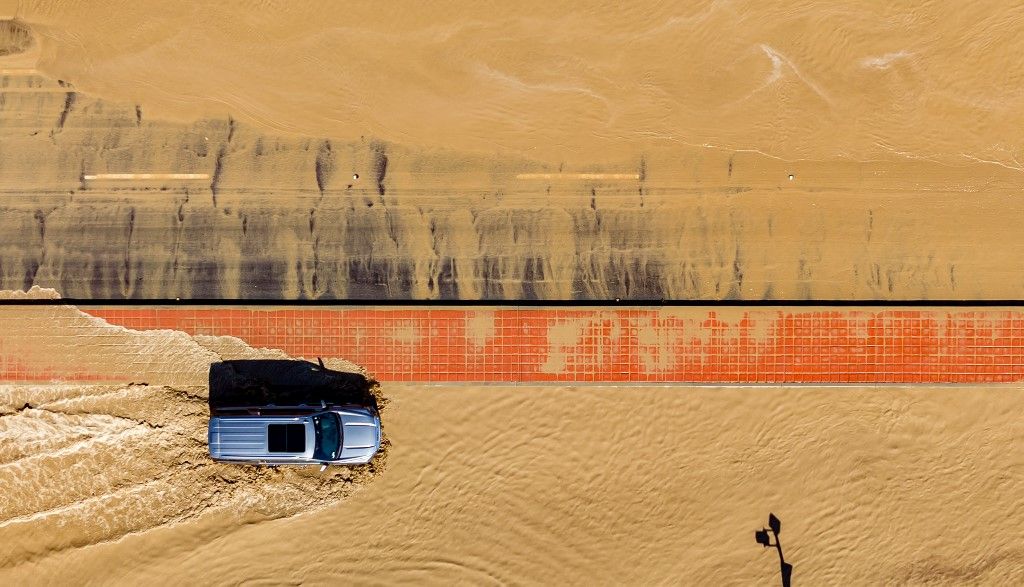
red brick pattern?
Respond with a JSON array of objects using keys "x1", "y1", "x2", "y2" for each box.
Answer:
[
  {"x1": 78, "y1": 307, "x2": 1024, "y2": 384},
  {"x1": 0, "y1": 355, "x2": 108, "y2": 383}
]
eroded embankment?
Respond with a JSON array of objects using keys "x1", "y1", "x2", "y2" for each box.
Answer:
[
  {"x1": 0, "y1": 20, "x2": 33, "y2": 57},
  {"x1": 3, "y1": 72, "x2": 1024, "y2": 300},
  {"x1": 0, "y1": 298, "x2": 388, "y2": 569}
]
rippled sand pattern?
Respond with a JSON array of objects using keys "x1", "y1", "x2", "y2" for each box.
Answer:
[
  {"x1": 10, "y1": 1, "x2": 1024, "y2": 168},
  {"x1": 3, "y1": 1, "x2": 1024, "y2": 583},
  {"x1": 3, "y1": 384, "x2": 1023, "y2": 584},
  {"x1": 0, "y1": 383, "x2": 385, "y2": 571},
  {"x1": 0, "y1": 299, "x2": 387, "y2": 575},
  {"x1": 2, "y1": 70, "x2": 1023, "y2": 299}
]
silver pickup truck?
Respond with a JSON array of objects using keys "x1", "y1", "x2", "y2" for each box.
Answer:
[{"x1": 208, "y1": 405, "x2": 382, "y2": 468}]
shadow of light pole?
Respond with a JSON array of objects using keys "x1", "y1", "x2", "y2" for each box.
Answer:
[{"x1": 755, "y1": 513, "x2": 793, "y2": 587}]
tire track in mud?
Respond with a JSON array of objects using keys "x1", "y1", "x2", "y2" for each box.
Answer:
[
  {"x1": 0, "y1": 383, "x2": 388, "y2": 569},
  {"x1": 0, "y1": 293, "x2": 389, "y2": 570}
]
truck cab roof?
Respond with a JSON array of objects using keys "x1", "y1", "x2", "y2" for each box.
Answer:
[{"x1": 208, "y1": 405, "x2": 381, "y2": 466}]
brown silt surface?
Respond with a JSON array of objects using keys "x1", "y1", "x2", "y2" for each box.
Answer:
[
  {"x1": 3, "y1": 383, "x2": 1023, "y2": 584},
  {"x1": 2, "y1": 1, "x2": 1024, "y2": 585},
  {"x1": 1, "y1": 6, "x2": 1023, "y2": 299}
]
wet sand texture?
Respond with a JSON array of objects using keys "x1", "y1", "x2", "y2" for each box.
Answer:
[
  {"x1": 0, "y1": 302, "x2": 388, "y2": 572},
  {"x1": 2, "y1": 383, "x2": 1023, "y2": 584},
  {"x1": 0, "y1": 302, "x2": 358, "y2": 384},
  {"x1": 5, "y1": 4, "x2": 1024, "y2": 301},
  {"x1": 0, "y1": 298, "x2": 1020, "y2": 582},
  {"x1": 0, "y1": 384, "x2": 385, "y2": 570},
  {"x1": 1, "y1": 2, "x2": 1023, "y2": 584},
  {"x1": 9, "y1": 2, "x2": 1024, "y2": 169},
  {"x1": 0, "y1": 19, "x2": 31, "y2": 57},
  {"x1": 2, "y1": 71, "x2": 1024, "y2": 299}
]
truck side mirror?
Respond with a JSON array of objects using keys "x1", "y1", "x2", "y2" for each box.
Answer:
[{"x1": 318, "y1": 357, "x2": 326, "y2": 369}]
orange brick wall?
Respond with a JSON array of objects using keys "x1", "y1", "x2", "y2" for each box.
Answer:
[{"x1": 74, "y1": 307, "x2": 1024, "y2": 384}]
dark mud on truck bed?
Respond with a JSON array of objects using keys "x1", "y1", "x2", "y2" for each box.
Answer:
[{"x1": 209, "y1": 360, "x2": 380, "y2": 415}]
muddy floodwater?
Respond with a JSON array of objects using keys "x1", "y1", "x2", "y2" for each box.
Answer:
[
  {"x1": 3, "y1": 381, "x2": 1024, "y2": 584},
  {"x1": 3, "y1": 5, "x2": 1024, "y2": 300},
  {"x1": 2, "y1": 72, "x2": 1023, "y2": 300},
  {"x1": 3, "y1": 1, "x2": 1024, "y2": 584},
  {"x1": 0, "y1": 299, "x2": 1022, "y2": 584}
]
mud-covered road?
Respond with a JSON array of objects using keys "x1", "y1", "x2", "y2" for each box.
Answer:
[
  {"x1": 4, "y1": 382, "x2": 1023, "y2": 585},
  {"x1": 0, "y1": 299, "x2": 388, "y2": 571},
  {"x1": 0, "y1": 383, "x2": 383, "y2": 569}
]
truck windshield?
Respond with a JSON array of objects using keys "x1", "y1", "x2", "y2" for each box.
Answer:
[{"x1": 312, "y1": 413, "x2": 341, "y2": 461}]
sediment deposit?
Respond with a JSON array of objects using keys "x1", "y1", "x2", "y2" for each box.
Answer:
[
  {"x1": 2, "y1": 73, "x2": 1022, "y2": 300},
  {"x1": 3, "y1": 11, "x2": 1024, "y2": 300},
  {"x1": 2, "y1": 1, "x2": 1024, "y2": 584},
  {"x1": 2, "y1": 382, "x2": 1022, "y2": 584},
  {"x1": 0, "y1": 299, "x2": 387, "y2": 574}
]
